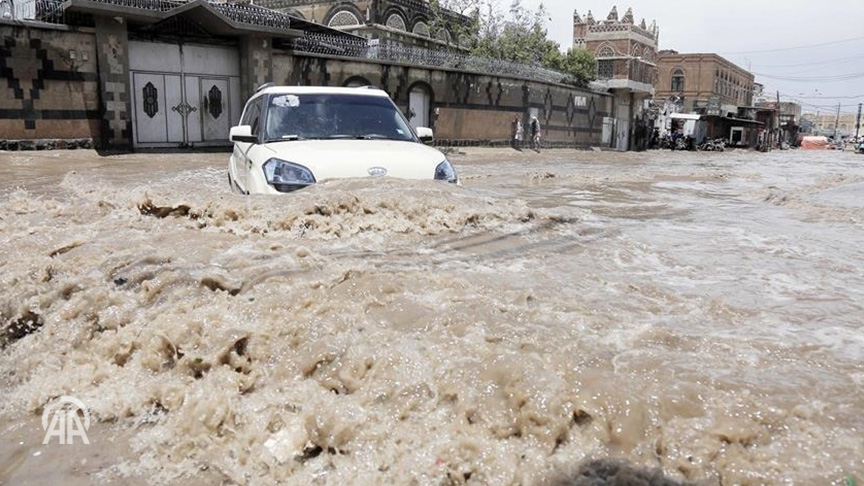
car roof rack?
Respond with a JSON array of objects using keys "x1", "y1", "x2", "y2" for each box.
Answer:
[{"x1": 256, "y1": 82, "x2": 276, "y2": 92}]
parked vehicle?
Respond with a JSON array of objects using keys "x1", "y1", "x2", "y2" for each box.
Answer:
[
  {"x1": 228, "y1": 85, "x2": 457, "y2": 195},
  {"x1": 698, "y1": 138, "x2": 726, "y2": 152}
]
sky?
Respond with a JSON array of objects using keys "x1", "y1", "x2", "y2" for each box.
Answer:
[{"x1": 519, "y1": 0, "x2": 864, "y2": 115}]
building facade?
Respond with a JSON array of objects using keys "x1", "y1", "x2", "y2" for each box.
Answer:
[
  {"x1": 573, "y1": 6, "x2": 658, "y2": 151},
  {"x1": 655, "y1": 51, "x2": 754, "y2": 116},
  {"x1": 256, "y1": 0, "x2": 468, "y2": 50},
  {"x1": 802, "y1": 113, "x2": 860, "y2": 138},
  {"x1": 0, "y1": 0, "x2": 611, "y2": 150}
]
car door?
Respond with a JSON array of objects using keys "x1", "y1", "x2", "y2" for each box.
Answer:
[{"x1": 232, "y1": 97, "x2": 262, "y2": 193}]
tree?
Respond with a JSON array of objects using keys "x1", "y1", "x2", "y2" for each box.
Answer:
[
  {"x1": 546, "y1": 48, "x2": 598, "y2": 85},
  {"x1": 427, "y1": 0, "x2": 597, "y2": 86}
]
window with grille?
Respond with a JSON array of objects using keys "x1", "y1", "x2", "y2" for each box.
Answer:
[
  {"x1": 328, "y1": 10, "x2": 361, "y2": 27},
  {"x1": 435, "y1": 29, "x2": 451, "y2": 43},
  {"x1": 596, "y1": 45, "x2": 615, "y2": 58},
  {"x1": 597, "y1": 60, "x2": 614, "y2": 80},
  {"x1": 412, "y1": 21, "x2": 430, "y2": 37},
  {"x1": 386, "y1": 13, "x2": 406, "y2": 31},
  {"x1": 671, "y1": 68, "x2": 685, "y2": 92}
]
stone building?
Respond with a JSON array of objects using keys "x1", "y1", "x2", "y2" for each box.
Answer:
[
  {"x1": 256, "y1": 0, "x2": 468, "y2": 49},
  {"x1": 573, "y1": 6, "x2": 658, "y2": 151},
  {"x1": 1, "y1": 0, "x2": 611, "y2": 150},
  {"x1": 655, "y1": 51, "x2": 754, "y2": 115},
  {"x1": 756, "y1": 101, "x2": 802, "y2": 145},
  {"x1": 653, "y1": 51, "x2": 765, "y2": 146},
  {"x1": 802, "y1": 112, "x2": 859, "y2": 138}
]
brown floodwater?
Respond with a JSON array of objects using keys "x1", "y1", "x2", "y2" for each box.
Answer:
[{"x1": 1, "y1": 148, "x2": 863, "y2": 486}]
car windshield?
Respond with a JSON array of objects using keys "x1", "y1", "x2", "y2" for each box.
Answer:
[{"x1": 264, "y1": 93, "x2": 417, "y2": 142}]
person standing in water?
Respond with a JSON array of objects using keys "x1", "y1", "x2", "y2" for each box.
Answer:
[
  {"x1": 512, "y1": 115, "x2": 524, "y2": 151},
  {"x1": 530, "y1": 116, "x2": 542, "y2": 152}
]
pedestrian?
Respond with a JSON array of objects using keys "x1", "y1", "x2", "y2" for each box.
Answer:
[
  {"x1": 512, "y1": 115, "x2": 523, "y2": 151},
  {"x1": 530, "y1": 116, "x2": 541, "y2": 152}
]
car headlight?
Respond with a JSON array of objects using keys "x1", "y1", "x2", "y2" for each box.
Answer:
[
  {"x1": 262, "y1": 158, "x2": 316, "y2": 193},
  {"x1": 434, "y1": 159, "x2": 458, "y2": 183}
]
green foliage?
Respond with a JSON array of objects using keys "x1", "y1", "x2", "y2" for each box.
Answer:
[
  {"x1": 546, "y1": 48, "x2": 598, "y2": 85},
  {"x1": 427, "y1": 0, "x2": 596, "y2": 86}
]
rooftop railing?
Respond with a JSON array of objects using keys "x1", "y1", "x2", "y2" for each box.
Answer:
[{"x1": 9, "y1": 0, "x2": 293, "y2": 30}]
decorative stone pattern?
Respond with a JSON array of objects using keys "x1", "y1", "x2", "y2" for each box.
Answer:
[
  {"x1": 572, "y1": 6, "x2": 658, "y2": 86},
  {"x1": 259, "y1": 0, "x2": 466, "y2": 50},
  {"x1": 411, "y1": 21, "x2": 429, "y2": 37},
  {"x1": 239, "y1": 36, "x2": 273, "y2": 100},
  {"x1": 327, "y1": 10, "x2": 361, "y2": 27},
  {"x1": 0, "y1": 26, "x2": 100, "y2": 140},
  {"x1": 94, "y1": 16, "x2": 133, "y2": 150},
  {"x1": 385, "y1": 13, "x2": 406, "y2": 31}
]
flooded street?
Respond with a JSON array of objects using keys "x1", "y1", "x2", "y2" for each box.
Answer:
[{"x1": 1, "y1": 148, "x2": 863, "y2": 485}]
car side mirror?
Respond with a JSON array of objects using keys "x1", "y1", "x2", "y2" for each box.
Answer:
[
  {"x1": 416, "y1": 127, "x2": 434, "y2": 144},
  {"x1": 230, "y1": 125, "x2": 257, "y2": 144}
]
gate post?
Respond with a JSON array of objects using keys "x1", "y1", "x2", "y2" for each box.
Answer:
[
  {"x1": 239, "y1": 35, "x2": 273, "y2": 100},
  {"x1": 93, "y1": 15, "x2": 133, "y2": 151}
]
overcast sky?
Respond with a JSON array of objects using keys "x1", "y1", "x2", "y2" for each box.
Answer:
[{"x1": 520, "y1": 0, "x2": 864, "y2": 114}]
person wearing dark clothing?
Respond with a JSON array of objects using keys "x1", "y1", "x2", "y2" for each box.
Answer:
[{"x1": 530, "y1": 116, "x2": 541, "y2": 152}]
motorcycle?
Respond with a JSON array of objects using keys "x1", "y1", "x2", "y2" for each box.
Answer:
[{"x1": 697, "y1": 138, "x2": 725, "y2": 152}]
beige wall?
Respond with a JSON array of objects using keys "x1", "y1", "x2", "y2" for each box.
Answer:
[{"x1": 274, "y1": 52, "x2": 613, "y2": 145}]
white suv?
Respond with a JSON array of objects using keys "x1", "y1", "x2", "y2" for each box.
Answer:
[{"x1": 228, "y1": 86, "x2": 458, "y2": 194}]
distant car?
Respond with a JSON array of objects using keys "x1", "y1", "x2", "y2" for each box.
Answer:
[{"x1": 228, "y1": 86, "x2": 458, "y2": 195}]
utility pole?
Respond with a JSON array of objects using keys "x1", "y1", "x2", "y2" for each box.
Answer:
[
  {"x1": 834, "y1": 103, "x2": 841, "y2": 140},
  {"x1": 776, "y1": 90, "x2": 782, "y2": 147},
  {"x1": 856, "y1": 103, "x2": 862, "y2": 141}
]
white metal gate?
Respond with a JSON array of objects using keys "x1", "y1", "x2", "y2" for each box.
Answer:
[
  {"x1": 408, "y1": 87, "x2": 430, "y2": 129},
  {"x1": 129, "y1": 41, "x2": 241, "y2": 149}
]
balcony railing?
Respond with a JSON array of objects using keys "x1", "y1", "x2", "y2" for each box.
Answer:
[
  {"x1": 286, "y1": 33, "x2": 583, "y2": 86},
  {"x1": 595, "y1": 58, "x2": 655, "y2": 86}
]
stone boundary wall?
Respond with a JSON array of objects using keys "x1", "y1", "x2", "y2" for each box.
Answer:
[
  {"x1": 275, "y1": 51, "x2": 612, "y2": 147},
  {"x1": 0, "y1": 22, "x2": 101, "y2": 143},
  {"x1": 2, "y1": 22, "x2": 612, "y2": 150}
]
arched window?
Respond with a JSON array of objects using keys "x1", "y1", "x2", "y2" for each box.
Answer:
[
  {"x1": 328, "y1": 10, "x2": 361, "y2": 28},
  {"x1": 632, "y1": 46, "x2": 641, "y2": 58},
  {"x1": 671, "y1": 68, "x2": 685, "y2": 92},
  {"x1": 596, "y1": 45, "x2": 615, "y2": 58},
  {"x1": 412, "y1": 21, "x2": 430, "y2": 37},
  {"x1": 435, "y1": 29, "x2": 452, "y2": 44},
  {"x1": 385, "y1": 13, "x2": 406, "y2": 31}
]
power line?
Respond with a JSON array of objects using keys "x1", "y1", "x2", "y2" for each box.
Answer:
[
  {"x1": 788, "y1": 94, "x2": 864, "y2": 100},
  {"x1": 745, "y1": 54, "x2": 864, "y2": 69},
  {"x1": 776, "y1": 92, "x2": 860, "y2": 114},
  {"x1": 753, "y1": 71, "x2": 864, "y2": 82},
  {"x1": 721, "y1": 35, "x2": 864, "y2": 55}
]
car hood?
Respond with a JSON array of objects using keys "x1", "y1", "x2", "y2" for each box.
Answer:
[{"x1": 260, "y1": 140, "x2": 448, "y2": 181}]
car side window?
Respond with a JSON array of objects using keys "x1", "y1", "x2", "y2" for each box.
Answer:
[{"x1": 242, "y1": 98, "x2": 262, "y2": 135}]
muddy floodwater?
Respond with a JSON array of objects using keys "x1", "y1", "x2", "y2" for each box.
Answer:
[{"x1": 1, "y1": 148, "x2": 863, "y2": 486}]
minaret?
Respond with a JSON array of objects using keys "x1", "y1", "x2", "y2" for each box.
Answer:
[
  {"x1": 586, "y1": 10, "x2": 595, "y2": 25},
  {"x1": 621, "y1": 7, "x2": 634, "y2": 24},
  {"x1": 606, "y1": 6, "x2": 618, "y2": 23}
]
